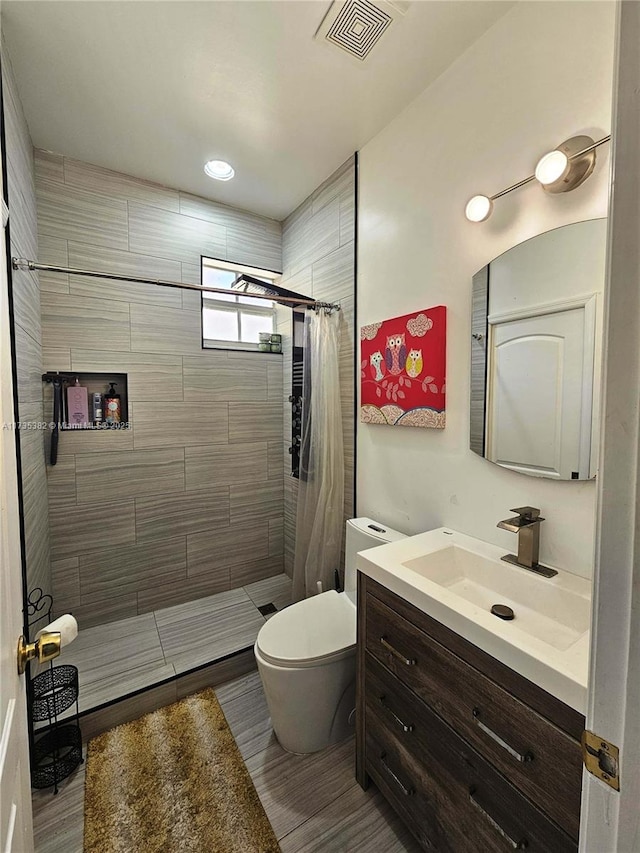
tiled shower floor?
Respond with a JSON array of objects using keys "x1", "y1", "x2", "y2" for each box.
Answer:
[{"x1": 57, "y1": 574, "x2": 292, "y2": 715}]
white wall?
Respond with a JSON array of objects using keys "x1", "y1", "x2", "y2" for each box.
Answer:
[{"x1": 357, "y1": 1, "x2": 615, "y2": 578}]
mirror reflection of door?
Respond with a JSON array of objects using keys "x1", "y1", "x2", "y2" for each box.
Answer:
[
  {"x1": 487, "y1": 304, "x2": 594, "y2": 479},
  {"x1": 470, "y1": 219, "x2": 606, "y2": 480}
]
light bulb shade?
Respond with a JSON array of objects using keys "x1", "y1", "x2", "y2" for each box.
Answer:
[
  {"x1": 204, "y1": 160, "x2": 235, "y2": 181},
  {"x1": 534, "y1": 135, "x2": 596, "y2": 194},
  {"x1": 465, "y1": 195, "x2": 493, "y2": 222},
  {"x1": 535, "y1": 150, "x2": 569, "y2": 185}
]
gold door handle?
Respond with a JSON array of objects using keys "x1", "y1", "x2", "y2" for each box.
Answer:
[{"x1": 17, "y1": 632, "x2": 61, "y2": 675}]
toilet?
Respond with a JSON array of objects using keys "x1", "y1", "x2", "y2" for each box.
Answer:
[{"x1": 254, "y1": 517, "x2": 405, "y2": 754}]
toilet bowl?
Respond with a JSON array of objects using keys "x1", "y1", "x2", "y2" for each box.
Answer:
[{"x1": 255, "y1": 518, "x2": 405, "y2": 754}]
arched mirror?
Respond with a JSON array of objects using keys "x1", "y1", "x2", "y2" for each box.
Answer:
[{"x1": 470, "y1": 219, "x2": 607, "y2": 480}]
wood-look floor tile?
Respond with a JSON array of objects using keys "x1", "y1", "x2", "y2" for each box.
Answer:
[
  {"x1": 218, "y1": 685, "x2": 275, "y2": 760},
  {"x1": 157, "y1": 594, "x2": 264, "y2": 674},
  {"x1": 215, "y1": 669, "x2": 263, "y2": 705},
  {"x1": 79, "y1": 681, "x2": 178, "y2": 743},
  {"x1": 246, "y1": 736, "x2": 356, "y2": 840},
  {"x1": 243, "y1": 573, "x2": 292, "y2": 612},
  {"x1": 77, "y1": 662, "x2": 176, "y2": 715},
  {"x1": 32, "y1": 762, "x2": 85, "y2": 853},
  {"x1": 61, "y1": 612, "x2": 165, "y2": 696},
  {"x1": 175, "y1": 649, "x2": 257, "y2": 701},
  {"x1": 278, "y1": 782, "x2": 421, "y2": 853}
]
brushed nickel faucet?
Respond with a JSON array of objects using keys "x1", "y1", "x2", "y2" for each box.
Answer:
[{"x1": 496, "y1": 507, "x2": 558, "y2": 578}]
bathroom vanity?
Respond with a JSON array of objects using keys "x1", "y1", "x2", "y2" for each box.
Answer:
[{"x1": 355, "y1": 529, "x2": 590, "y2": 852}]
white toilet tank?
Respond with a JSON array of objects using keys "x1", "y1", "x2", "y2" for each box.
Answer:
[{"x1": 344, "y1": 517, "x2": 406, "y2": 602}]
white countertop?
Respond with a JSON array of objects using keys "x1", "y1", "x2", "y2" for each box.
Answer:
[{"x1": 357, "y1": 527, "x2": 591, "y2": 714}]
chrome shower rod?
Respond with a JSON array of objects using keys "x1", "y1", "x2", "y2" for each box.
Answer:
[{"x1": 11, "y1": 257, "x2": 340, "y2": 312}]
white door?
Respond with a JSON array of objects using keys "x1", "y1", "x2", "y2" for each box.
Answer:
[
  {"x1": 0, "y1": 197, "x2": 34, "y2": 845},
  {"x1": 580, "y1": 2, "x2": 640, "y2": 851},
  {"x1": 487, "y1": 307, "x2": 590, "y2": 479}
]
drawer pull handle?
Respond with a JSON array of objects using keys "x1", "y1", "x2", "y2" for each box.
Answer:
[
  {"x1": 472, "y1": 708, "x2": 534, "y2": 764},
  {"x1": 380, "y1": 636, "x2": 416, "y2": 666},
  {"x1": 380, "y1": 752, "x2": 415, "y2": 796},
  {"x1": 378, "y1": 695, "x2": 415, "y2": 733},
  {"x1": 469, "y1": 788, "x2": 528, "y2": 850}
]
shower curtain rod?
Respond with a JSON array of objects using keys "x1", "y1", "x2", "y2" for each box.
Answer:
[{"x1": 11, "y1": 258, "x2": 341, "y2": 312}]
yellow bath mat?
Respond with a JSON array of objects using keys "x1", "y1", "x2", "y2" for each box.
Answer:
[{"x1": 83, "y1": 688, "x2": 280, "y2": 852}]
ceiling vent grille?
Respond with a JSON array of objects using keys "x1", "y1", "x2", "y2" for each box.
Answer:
[{"x1": 315, "y1": 0, "x2": 408, "y2": 62}]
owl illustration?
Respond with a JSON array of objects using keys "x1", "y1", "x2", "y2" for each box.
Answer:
[
  {"x1": 384, "y1": 334, "x2": 407, "y2": 376},
  {"x1": 369, "y1": 351, "x2": 386, "y2": 382},
  {"x1": 405, "y1": 348, "x2": 423, "y2": 378}
]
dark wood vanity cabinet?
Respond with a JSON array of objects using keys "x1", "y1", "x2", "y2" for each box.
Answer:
[{"x1": 356, "y1": 575, "x2": 585, "y2": 852}]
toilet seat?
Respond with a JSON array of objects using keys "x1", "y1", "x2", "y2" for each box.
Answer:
[{"x1": 255, "y1": 590, "x2": 356, "y2": 669}]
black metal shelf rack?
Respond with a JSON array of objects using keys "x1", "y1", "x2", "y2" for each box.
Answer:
[{"x1": 27, "y1": 589, "x2": 83, "y2": 793}]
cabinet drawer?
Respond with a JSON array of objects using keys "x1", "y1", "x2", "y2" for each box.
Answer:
[
  {"x1": 365, "y1": 664, "x2": 576, "y2": 853},
  {"x1": 365, "y1": 592, "x2": 583, "y2": 839}
]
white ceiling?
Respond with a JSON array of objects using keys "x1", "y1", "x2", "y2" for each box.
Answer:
[{"x1": 2, "y1": 1, "x2": 511, "y2": 220}]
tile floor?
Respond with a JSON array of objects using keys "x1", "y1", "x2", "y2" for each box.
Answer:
[
  {"x1": 32, "y1": 670, "x2": 421, "y2": 853},
  {"x1": 51, "y1": 574, "x2": 293, "y2": 716}
]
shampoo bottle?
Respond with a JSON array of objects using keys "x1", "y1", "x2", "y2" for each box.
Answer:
[
  {"x1": 67, "y1": 378, "x2": 89, "y2": 429},
  {"x1": 104, "y1": 383, "x2": 122, "y2": 426}
]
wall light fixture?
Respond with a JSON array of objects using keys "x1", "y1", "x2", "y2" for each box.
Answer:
[{"x1": 465, "y1": 134, "x2": 610, "y2": 222}]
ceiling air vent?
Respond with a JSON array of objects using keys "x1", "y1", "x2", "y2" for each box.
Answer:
[{"x1": 315, "y1": 0, "x2": 408, "y2": 62}]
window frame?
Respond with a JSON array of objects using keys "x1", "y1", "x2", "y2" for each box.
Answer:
[{"x1": 200, "y1": 256, "x2": 281, "y2": 353}]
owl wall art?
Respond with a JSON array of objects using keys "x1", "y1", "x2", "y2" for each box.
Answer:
[{"x1": 360, "y1": 306, "x2": 446, "y2": 429}]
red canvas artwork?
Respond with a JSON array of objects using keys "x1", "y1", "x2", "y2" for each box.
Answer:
[{"x1": 360, "y1": 306, "x2": 446, "y2": 428}]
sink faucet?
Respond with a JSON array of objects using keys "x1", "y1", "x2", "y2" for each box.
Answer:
[{"x1": 496, "y1": 507, "x2": 557, "y2": 578}]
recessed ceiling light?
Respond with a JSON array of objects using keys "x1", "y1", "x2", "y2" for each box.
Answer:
[{"x1": 204, "y1": 160, "x2": 235, "y2": 181}]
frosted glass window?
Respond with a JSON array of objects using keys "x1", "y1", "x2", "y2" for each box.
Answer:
[
  {"x1": 202, "y1": 267, "x2": 236, "y2": 302},
  {"x1": 238, "y1": 294, "x2": 273, "y2": 308},
  {"x1": 201, "y1": 258, "x2": 278, "y2": 351},
  {"x1": 241, "y1": 312, "x2": 274, "y2": 343},
  {"x1": 203, "y1": 308, "x2": 238, "y2": 342}
]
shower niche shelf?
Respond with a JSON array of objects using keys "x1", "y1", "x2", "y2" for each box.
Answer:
[{"x1": 44, "y1": 371, "x2": 129, "y2": 431}]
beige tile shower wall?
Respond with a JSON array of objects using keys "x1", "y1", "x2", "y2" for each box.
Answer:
[
  {"x1": 35, "y1": 149, "x2": 284, "y2": 628},
  {"x1": 2, "y1": 45, "x2": 52, "y2": 609},
  {"x1": 280, "y1": 157, "x2": 356, "y2": 577}
]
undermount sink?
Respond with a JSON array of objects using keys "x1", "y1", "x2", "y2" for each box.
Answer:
[
  {"x1": 356, "y1": 527, "x2": 592, "y2": 712},
  {"x1": 402, "y1": 544, "x2": 590, "y2": 652}
]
